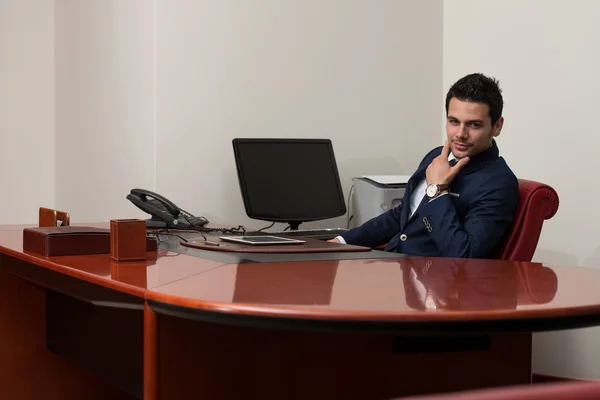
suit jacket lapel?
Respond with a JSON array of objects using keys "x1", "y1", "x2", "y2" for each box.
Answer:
[
  {"x1": 401, "y1": 164, "x2": 428, "y2": 227},
  {"x1": 457, "y1": 139, "x2": 500, "y2": 176}
]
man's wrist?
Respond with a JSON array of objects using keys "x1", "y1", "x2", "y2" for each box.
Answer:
[
  {"x1": 426, "y1": 177, "x2": 449, "y2": 185},
  {"x1": 428, "y1": 191, "x2": 449, "y2": 202},
  {"x1": 425, "y1": 183, "x2": 449, "y2": 199}
]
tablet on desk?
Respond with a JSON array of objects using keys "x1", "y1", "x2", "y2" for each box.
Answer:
[{"x1": 219, "y1": 235, "x2": 306, "y2": 245}]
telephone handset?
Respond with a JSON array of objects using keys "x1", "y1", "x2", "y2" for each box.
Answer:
[{"x1": 126, "y1": 188, "x2": 209, "y2": 230}]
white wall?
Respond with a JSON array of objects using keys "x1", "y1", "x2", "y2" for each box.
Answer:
[
  {"x1": 444, "y1": 0, "x2": 600, "y2": 379},
  {"x1": 155, "y1": 0, "x2": 443, "y2": 230},
  {"x1": 54, "y1": 0, "x2": 155, "y2": 222},
  {"x1": 0, "y1": 0, "x2": 54, "y2": 224},
  {"x1": 50, "y1": 0, "x2": 442, "y2": 228}
]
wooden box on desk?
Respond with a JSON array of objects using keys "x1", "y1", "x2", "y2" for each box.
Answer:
[
  {"x1": 23, "y1": 226, "x2": 112, "y2": 256},
  {"x1": 110, "y1": 219, "x2": 147, "y2": 261},
  {"x1": 23, "y1": 225, "x2": 158, "y2": 257}
]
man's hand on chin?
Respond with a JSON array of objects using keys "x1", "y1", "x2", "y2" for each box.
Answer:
[{"x1": 426, "y1": 140, "x2": 470, "y2": 184}]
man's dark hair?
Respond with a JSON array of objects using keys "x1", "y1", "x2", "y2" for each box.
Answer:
[{"x1": 445, "y1": 73, "x2": 503, "y2": 126}]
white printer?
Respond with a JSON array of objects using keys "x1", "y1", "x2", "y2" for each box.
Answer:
[{"x1": 351, "y1": 175, "x2": 409, "y2": 227}]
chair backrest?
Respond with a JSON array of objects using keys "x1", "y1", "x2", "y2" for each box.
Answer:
[
  {"x1": 39, "y1": 207, "x2": 70, "y2": 227},
  {"x1": 494, "y1": 179, "x2": 559, "y2": 262}
]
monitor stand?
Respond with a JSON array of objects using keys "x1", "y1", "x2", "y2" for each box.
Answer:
[{"x1": 287, "y1": 222, "x2": 301, "y2": 231}]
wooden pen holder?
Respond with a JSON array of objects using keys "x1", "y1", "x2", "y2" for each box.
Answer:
[{"x1": 110, "y1": 219, "x2": 147, "y2": 261}]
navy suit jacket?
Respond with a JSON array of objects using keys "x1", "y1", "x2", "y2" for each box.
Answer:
[{"x1": 341, "y1": 140, "x2": 519, "y2": 258}]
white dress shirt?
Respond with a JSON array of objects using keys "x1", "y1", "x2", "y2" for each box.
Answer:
[{"x1": 337, "y1": 152, "x2": 456, "y2": 244}]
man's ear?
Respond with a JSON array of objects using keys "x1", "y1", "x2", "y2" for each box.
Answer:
[{"x1": 492, "y1": 116, "x2": 504, "y2": 137}]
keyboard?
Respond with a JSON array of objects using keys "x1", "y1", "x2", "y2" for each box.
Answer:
[{"x1": 244, "y1": 228, "x2": 348, "y2": 241}]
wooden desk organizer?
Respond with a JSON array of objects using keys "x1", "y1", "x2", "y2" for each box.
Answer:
[
  {"x1": 110, "y1": 219, "x2": 147, "y2": 261},
  {"x1": 24, "y1": 226, "x2": 112, "y2": 256},
  {"x1": 23, "y1": 225, "x2": 157, "y2": 257}
]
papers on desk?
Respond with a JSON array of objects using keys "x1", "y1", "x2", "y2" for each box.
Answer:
[{"x1": 361, "y1": 175, "x2": 410, "y2": 185}]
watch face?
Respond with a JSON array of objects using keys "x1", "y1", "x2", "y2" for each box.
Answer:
[{"x1": 426, "y1": 184, "x2": 438, "y2": 197}]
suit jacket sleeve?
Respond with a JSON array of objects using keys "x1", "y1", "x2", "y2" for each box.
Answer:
[
  {"x1": 418, "y1": 176, "x2": 518, "y2": 258},
  {"x1": 340, "y1": 148, "x2": 442, "y2": 248},
  {"x1": 340, "y1": 204, "x2": 403, "y2": 247}
]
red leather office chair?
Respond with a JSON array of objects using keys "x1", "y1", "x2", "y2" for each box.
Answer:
[
  {"x1": 377, "y1": 179, "x2": 559, "y2": 261},
  {"x1": 494, "y1": 179, "x2": 559, "y2": 262},
  {"x1": 393, "y1": 380, "x2": 600, "y2": 400},
  {"x1": 491, "y1": 179, "x2": 559, "y2": 305}
]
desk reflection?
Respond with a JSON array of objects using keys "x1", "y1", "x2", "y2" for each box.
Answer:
[
  {"x1": 147, "y1": 256, "x2": 559, "y2": 315},
  {"x1": 401, "y1": 257, "x2": 558, "y2": 312},
  {"x1": 233, "y1": 261, "x2": 339, "y2": 305},
  {"x1": 224, "y1": 257, "x2": 560, "y2": 312},
  {"x1": 110, "y1": 260, "x2": 148, "y2": 288}
]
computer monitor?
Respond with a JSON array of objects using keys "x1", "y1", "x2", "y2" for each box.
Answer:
[{"x1": 232, "y1": 138, "x2": 347, "y2": 230}]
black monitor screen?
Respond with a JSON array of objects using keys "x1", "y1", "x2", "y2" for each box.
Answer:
[{"x1": 232, "y1": 138, "x2": 347, "y2": 226}]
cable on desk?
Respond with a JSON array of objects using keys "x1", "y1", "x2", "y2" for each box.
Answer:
[
  {"x1": 202, "y1": 225, "x2": 247, "y2": 235},
  {"x1": 347, "y1": 183, "x2": 354, "y2": 229},
  {"x1": 257, "y1": 222, "x2": 275, "y2": 232},
  {"x1": 147, "y1": 230, "x2": 190, "y2": 243},
  {"x1": 180, "y1": 214, "x2": 207, "y2": 240}
]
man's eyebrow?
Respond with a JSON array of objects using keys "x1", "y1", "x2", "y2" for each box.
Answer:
[{"x1": 446, "y1": 116, "x2": 484, "y2": 124}]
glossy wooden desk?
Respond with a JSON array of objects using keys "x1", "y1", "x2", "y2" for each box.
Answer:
[{"x1": 1, "y1": 224, "x2": 599, "y2": 399}]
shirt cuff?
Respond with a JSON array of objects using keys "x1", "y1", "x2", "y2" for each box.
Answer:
[
  {"x1": 428, "y1": 192, "x2": 449, "y2": 202},
  {"x1": 336, "y1": 235, "x2": 347, "y2": 244}
]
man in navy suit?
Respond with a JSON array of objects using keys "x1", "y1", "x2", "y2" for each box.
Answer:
[{"x1": 330, "y1": 73, "x2": 519, "y2": 259}]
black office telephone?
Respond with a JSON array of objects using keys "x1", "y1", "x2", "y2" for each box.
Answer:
[{"x1": 126, "y1": 188, "x2": 209, "y2": 230}]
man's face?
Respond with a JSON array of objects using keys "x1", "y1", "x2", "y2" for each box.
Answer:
[{"x1": 445, "y1": 98, "x2": 503, "y2": 159}]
